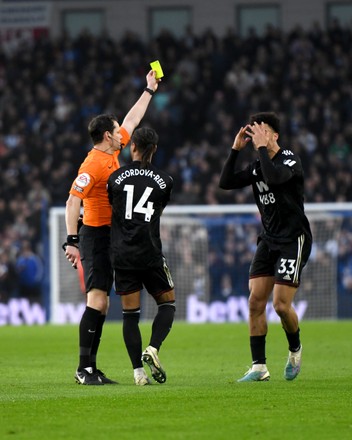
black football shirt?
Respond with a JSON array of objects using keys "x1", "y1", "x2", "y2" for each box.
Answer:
[
  {"x1": 107, "y1": 161, "x2": 173, "y2": 269},
  {"x1": 219, "y1": 147, "x2": 312, "y2": 244}
]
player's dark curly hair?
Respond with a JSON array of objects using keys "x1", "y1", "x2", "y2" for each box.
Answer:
[
  {"x1": 131, "y1": 127, "x2": 159, "y2": 169},
  {"x1": 88, "y1": 114, "x2": 118, "y2": 144},
  {"x1": 249, "y1": 112, "x2": 280, "y2": 134}
]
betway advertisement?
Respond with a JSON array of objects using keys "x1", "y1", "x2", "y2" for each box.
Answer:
[{"x1": 0, "y1": 296, "x2": 308, "y2": 325}]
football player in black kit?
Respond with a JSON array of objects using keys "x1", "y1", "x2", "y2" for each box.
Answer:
[
  {"x1": 219, "y1": 112, "x2": 312, "y2": 382},
  {"x1": 107, "y1": 127, "x2": 175, "y2": 386}
]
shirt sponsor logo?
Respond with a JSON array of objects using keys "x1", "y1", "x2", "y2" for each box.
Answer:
[
  {"x1": 256, "y1": 181, "x2": 269, "y2": 192},
  {"x1": 75, "y1": 173, "x2": 91, "y2": 188}
]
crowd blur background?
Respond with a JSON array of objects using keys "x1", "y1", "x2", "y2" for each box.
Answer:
[{"x1": 1, "y1": 13, "x2": 352, "y2": 305}]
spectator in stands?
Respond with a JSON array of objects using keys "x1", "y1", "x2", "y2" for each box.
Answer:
[
  {"x1": 0, "y1": 251, "x2": 17, "y2": 302},
  {"x1": 15, "y1": 240, "x2": 44, "y2": 303}
]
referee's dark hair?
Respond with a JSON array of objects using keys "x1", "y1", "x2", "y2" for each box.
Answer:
[
  {"x1": 88, "y1": 114, "x2": 118, "y2": 144},
  {"x1": 249, "y1": 112, "x2": 280, "y2": 134},
  {"x1": 132, "y1": 127, "x2": 159, "y2": 169}
]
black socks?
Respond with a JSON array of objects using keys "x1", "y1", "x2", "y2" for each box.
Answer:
[
  {"x1": 90, "y1": 314, "x2": 106, "y2": 370},
  {"x1": 285, "y1": 328, "x2": 301, "y2": 352},
  {"x1": 150, "y1": 302, "x2": 176, "y2": 350},
  {"x1": 123, "y1": 309, "x2": 142, "y2": 369},
  {"x1": 250, "y1": 335, "x2": 267, "y2": 365},
  {"x1": 78, "y1": 306, "x2": 101, "y2": 370},
  {"x1": 123, "y1": 302, "x2": 176, "y2": 369}
]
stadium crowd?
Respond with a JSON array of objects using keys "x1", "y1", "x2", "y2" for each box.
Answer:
[{"x1": 1, "y1": 19, "x2": 352, "y2": 302}]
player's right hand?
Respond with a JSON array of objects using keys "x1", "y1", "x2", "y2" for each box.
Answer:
[{"x1": 232, "y1": 125, "x2": 251, "y2": 151}]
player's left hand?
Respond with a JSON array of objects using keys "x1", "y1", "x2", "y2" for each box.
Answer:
[
  {"x1": 146, "y1": 70, "x2": 160, "y2": 93},
  {"x1": 232, "y1": 125, "x2": 252, "y2": 150}
]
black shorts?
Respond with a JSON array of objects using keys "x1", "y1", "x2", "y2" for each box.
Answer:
[
  {"x1": 249, "y1": 234, "x2": 312, "y2": 287},
  {"x1": 79, "y1": 225, "x2": 112, "y2": 294},
  {"x1": 114, "y1": 257, "x2": 174, "y2": 298}
]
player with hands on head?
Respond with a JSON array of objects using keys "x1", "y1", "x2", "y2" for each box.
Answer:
[
  {"x1": 107, "y1": 127, "x2": 175, "y2": 386},
  {"x1": 219, "y1": 112, "x2": 312, "y2": 382},
  {"x1": 64, "y1": 70, "x2": 159, "y2": 386}
]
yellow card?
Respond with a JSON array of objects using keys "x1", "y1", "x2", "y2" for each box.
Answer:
[{"x1": 150, "y1": 60, "x2": 164, "y2": 79}]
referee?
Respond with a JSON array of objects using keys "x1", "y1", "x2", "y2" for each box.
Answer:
[
  {"x1": 108, "y1": 127, "x2": 175, "y2": 386},
  {"x1": 219, "y1": 112, "x2": 312, "y2": 382},
  {"x1": 64, "y1": 71, "x2": 159, "y2": 385}
]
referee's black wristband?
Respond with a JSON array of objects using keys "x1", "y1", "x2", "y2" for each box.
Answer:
[
  {"x1": 62, "y1": 242, "x2": 79, "y2": 252},
  {"x1": 144, "y1": 87, "x2": 155, "y2": 96},
  {"x1": 67, "y1": 235, "x2": 79, "y2": 244}
]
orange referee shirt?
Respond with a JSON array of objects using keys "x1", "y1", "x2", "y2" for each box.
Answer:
[{"x1": 69, "y1": 127, "x2": 130, "y2": 227}]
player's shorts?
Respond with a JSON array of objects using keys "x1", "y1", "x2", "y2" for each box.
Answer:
[
  {"x1": 79, "y1": 225, "x2": 112, "y2": 294},
  {"x1": 114, "y1": 257, "x2": 174, "y2": 298},
  {"x1": 249, "y1": 234, "x2": 312, "y2": 287}
]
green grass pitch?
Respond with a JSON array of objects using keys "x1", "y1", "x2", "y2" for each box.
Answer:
[{"x1": 1, "y1": 321, "x2": 351, "y2": 440}]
